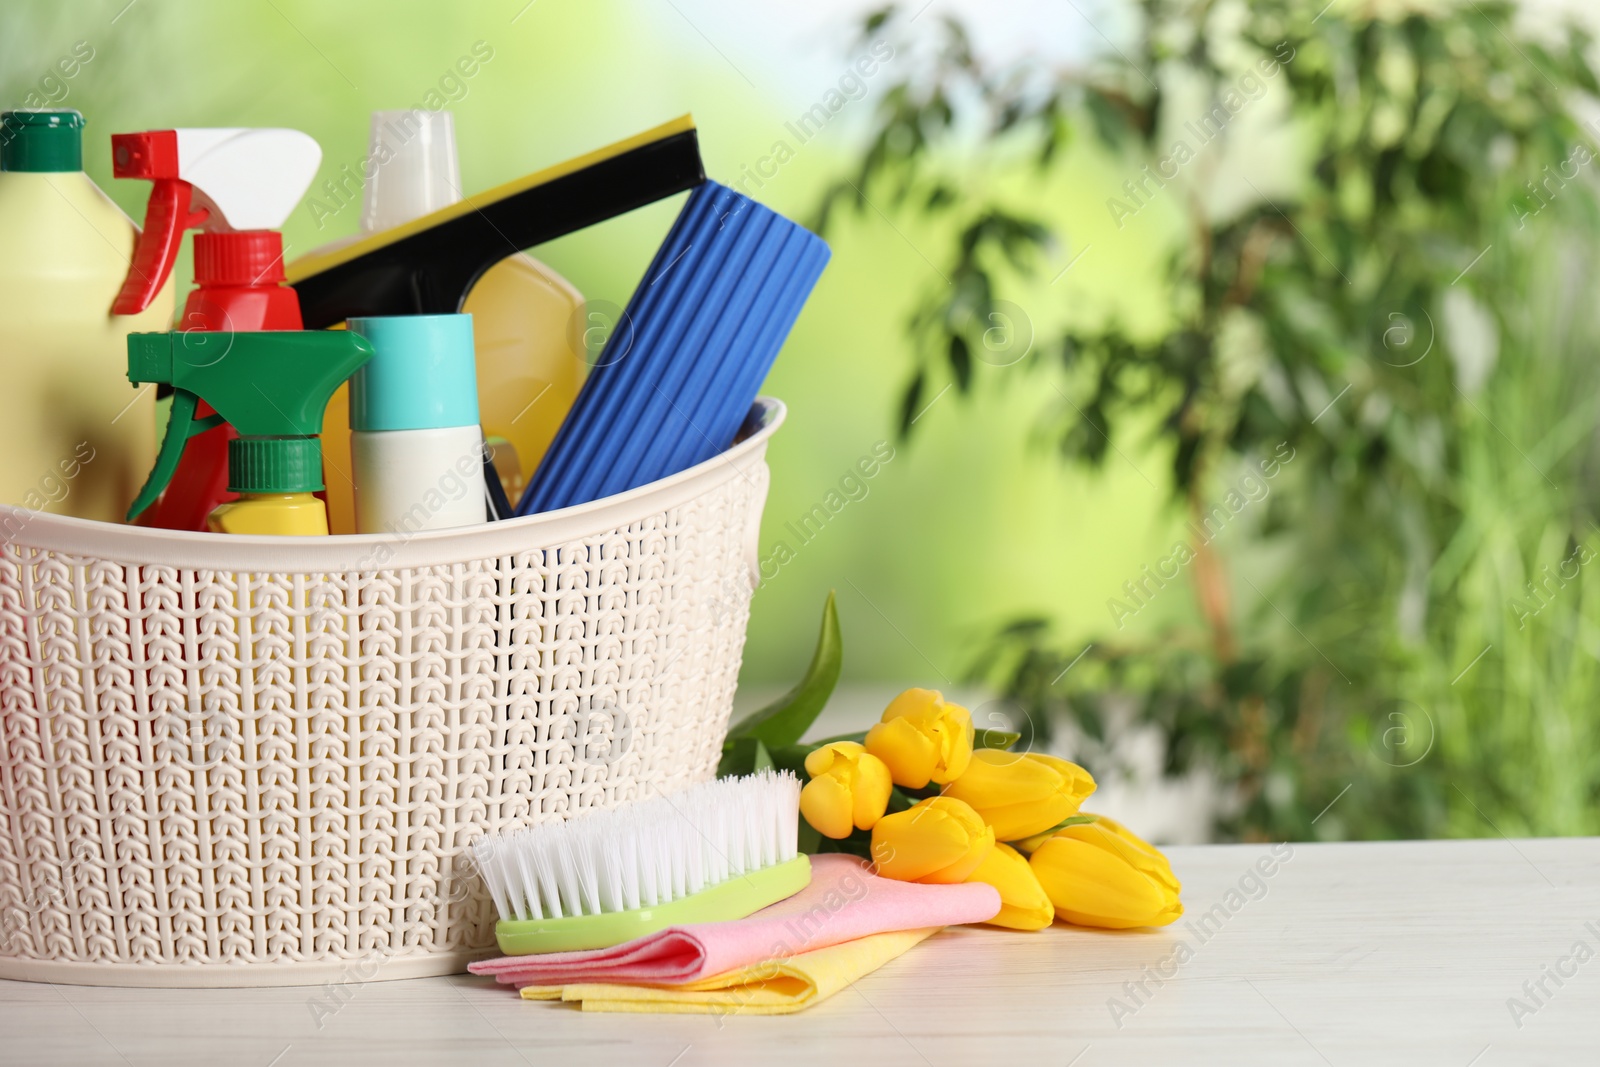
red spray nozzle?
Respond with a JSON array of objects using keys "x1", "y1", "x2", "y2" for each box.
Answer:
[
  {"x1": 112, "y1": 131, "x2": 209, "y2": 315},
  {"x1": 109, "y1": 128, "x2": 321, "y2": 317},
  {"x1": 112, "y1": 129, "x2": 180, "y2": 180}
]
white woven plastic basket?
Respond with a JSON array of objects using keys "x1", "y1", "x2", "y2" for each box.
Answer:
[{"x1": 0, "y1": 399, "x2": 782, "y2": 987}]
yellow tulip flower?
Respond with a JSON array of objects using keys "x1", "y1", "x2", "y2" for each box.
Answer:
[
  {"x1": 1079, "y1": 812, "x2": 1171, "y2": 861},
  {"x1": 966, "y1": 842, "x2": 1053, "y2": 931},
  {"x1": 941, "y1": 749, "x2": 1096, "y2": 841},
  {"x1": 799, "y1": 741, "x2": 893, "y2": 839},
  {"x1": 1071, "y1": 813, "x2": 1180, "y2": 895},
  {"x1": 1013, "y1": 811, "x2": 1164, "y2": 857},
  {"x1": 870, "y1": 796, "x2": 994, "y2": 884},
  {"x1": 863, "y1": 688, "x2": 974, "y2": 788},
  {"x1": 1029, "y1": 820, "x2": 1182, "y2": 929}
]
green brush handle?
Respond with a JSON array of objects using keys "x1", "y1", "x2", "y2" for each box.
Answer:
[{"x1": 494, "y1": 854, "x2": 811, "y2": 956}]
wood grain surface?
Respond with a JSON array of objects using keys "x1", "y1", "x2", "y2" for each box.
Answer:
[{"x1": 3, "y1": 838, "x2": 1595, "y2": 1065}]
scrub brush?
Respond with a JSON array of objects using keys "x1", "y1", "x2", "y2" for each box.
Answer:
[{"x1": 473, "y1": 771, "x2": 811, "y2": 956}]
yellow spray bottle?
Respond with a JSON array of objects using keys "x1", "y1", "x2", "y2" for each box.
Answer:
[{"x1": 124, "y1": 330, "x2": 374, "y2": 535}]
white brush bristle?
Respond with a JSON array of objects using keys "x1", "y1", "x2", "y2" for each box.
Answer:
[{"x1": 472, "y1": 770, "x2": 802, "y2": 923}]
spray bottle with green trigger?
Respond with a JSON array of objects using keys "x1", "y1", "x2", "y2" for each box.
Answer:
[{"x1": 125, "y1": 331, "x2": 374, "y2": 535}]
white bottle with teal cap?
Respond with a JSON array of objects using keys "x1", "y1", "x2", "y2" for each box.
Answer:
[{"x1": 347, "y1": 314, "x2": 487, "y2": 534}]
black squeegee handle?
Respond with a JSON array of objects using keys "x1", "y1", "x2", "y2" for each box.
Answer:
[{"x1": 291, "y1": 128, "x2": 705, "y2": 328}]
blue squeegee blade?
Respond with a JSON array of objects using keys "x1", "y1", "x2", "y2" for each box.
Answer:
[
  {"x1": 518, "y1": 185, "x2": 724, "y2": 513},
  {"x1": 719, "y1": 237, "x2": 833, "y2": 426},
  {"x1": 660, "y1": 223, "x2": 811, "y2": 476},
  {"x1": 657, "y1": 212, "x2": 791, "y2": 476},
  {"x1": 671, "y1": 229, "x2": 830, "y2": 474},
  {"x1": 587, "y1": 186, "x2": 769, "y2": 501},
  {"x1": 550, "y1": 189, "x2": 737, "y2": 509},
  {"x1": 521, "y1": 187, "x2": 724, "y2": 513},
  {"x1": 517, "y1": 180, "x2": 831, "y2": 514},
  {"x1": 592, "y1": 197, "x2": 789, "y2": 500}
]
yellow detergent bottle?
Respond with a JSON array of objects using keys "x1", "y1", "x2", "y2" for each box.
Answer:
[
  {"x1": 123, "y1": 330, "x2": 374, "y2": 536},
  {"x1": 0, "y1": 109, "x2": 175, "y2": 521},
  {"x1": 308, "y1": 110, "x2": 585, "y2": 532},
  {"x1": 207, "y1": 493, "x2": 330, "y2": 536}
]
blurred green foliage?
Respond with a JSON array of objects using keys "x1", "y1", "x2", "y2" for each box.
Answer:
[
  {"x1": 0, "y1": 0, "x2": 1176, "y2": 695},
  {"x1": 7, "y1": 0, "x2": 1598, "y2": 841},
  {"x1": 820, "y1": 0, "x2": 1600, "y2": 840}
]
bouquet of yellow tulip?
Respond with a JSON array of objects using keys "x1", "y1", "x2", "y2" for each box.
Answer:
[{"x1": 720, "y1": 594, "x2": 1182, "y2": 932}]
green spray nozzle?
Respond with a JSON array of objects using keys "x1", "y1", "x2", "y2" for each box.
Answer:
[{"x1": 125, "y1": 330, "x2": 374, "y2": 522}]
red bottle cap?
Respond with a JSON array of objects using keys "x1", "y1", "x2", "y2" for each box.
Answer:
[{"x1": 193, "y1": 231, "x2": 286, "y2": 288}]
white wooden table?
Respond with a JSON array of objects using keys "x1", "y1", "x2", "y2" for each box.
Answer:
[{"x1": 3, "y1": 839, "x2": 1595, "y2": 1065}]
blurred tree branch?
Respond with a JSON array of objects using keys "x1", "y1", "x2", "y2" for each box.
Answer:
[{"x1": 819, "y1": 0, "x2": 1600, "y2": 839}]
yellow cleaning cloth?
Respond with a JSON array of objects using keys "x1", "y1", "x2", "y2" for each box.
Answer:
[{"x1": 520, "y1": 927, "x2": 940, "y2": 1015}]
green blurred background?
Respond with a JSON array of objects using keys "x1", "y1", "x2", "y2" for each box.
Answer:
[
  {"x1": 7, "y1": 0, "x2": 1598, "y2": 843},
  {"x1": 1, "y1": 1, "x2": 1173, "y2": 684}
]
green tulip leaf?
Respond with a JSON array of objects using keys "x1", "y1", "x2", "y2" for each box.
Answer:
[
  {"x1": 797, "y1": 817, "x2": 823, "y2": 855},
  {"x1": 1008, "y1": 813, "x2": 1096, "y2": 846},
  {"x1": 885, "y1": 787, "x2": 918, "y2": 815},
  {"x1": 973, "y1": 728, "x2": 1021, "y2": 750},
  {"x1": 763, "y1": 745, "x2": 814, "y2": 777},
  {"x1": 816, "y1": 834, "x2": 875, "y2": 860},
  {"x1": 724, "y1": 590, "x2": 842, "y2": 749},
  {"x1": 716, "y1": 737, "x2": 773, "y2": 777},
  {"x1": 810, "y1": 729, "x2": 868, "y2": 747}
]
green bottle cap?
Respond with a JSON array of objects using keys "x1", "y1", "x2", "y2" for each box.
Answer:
[
  {"x1": 1, "y1": 110, "x2": 85, "y2": 172},
  {"x1": 228, "y1": 437, "x2": 325, "y2": 495}
]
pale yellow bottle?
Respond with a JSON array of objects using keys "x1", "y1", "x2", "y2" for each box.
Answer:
[
  {"x1": 312, "y1": 110, "x2": 585, "y2": 532},
  {"x1": 462, "y1": 253, "x2": 585, "y2": 502},
  {"x1": 0, "y1": 109, "x2": 174, "y2": 522}
]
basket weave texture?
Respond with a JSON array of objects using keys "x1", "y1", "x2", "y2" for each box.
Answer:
[{"x1": 0, "y1": 401, "x2": 781, "y2": 986}]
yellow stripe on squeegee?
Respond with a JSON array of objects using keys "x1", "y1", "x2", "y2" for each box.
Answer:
[{"x1": 285, "y1": 113, "x2": 697, "y2": 283}]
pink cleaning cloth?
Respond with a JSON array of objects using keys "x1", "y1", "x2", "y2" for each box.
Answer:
[{"x1": 469, "y1": 853, "x2": 1001, "y2": 989}]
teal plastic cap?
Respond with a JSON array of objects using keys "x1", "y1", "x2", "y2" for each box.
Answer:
[
  {"x1": 348, "y1": 314, "x2": 480, "y2": 432},
  {"x1": 2, "y1": 110, "x2": 84, "y2": 172}
]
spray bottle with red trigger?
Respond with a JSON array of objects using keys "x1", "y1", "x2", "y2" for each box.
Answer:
[{"x1": 110, "y1": 127, "x2": 321, "y2": 531}]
